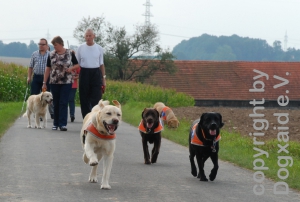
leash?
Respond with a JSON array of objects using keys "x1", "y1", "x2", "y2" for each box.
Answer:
[{"x1": 19, "y1": 84, "x2": 29, "y2": 119}]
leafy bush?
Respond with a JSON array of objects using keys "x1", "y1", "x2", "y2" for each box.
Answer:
[{"x1": 0, "y1": 61, "x2": 28, "y2": 102}]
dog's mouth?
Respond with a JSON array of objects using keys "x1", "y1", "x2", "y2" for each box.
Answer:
[
  {"x1": 103, "y1": 121, "x2": 118, "y2": 134},
  {"x1": 209, "y1": 129, "x2": 217, "y2": 136},
  {"x1": 47, "y1": 100, "x2": 53, "y2": 104},
  {"x1": 146, "y1": 122, "x2": 154, "y2": 129}
]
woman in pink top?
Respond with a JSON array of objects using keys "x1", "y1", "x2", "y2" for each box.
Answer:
[{"x1": 68, "y1": 68, "x2": 81, "y2": 122}]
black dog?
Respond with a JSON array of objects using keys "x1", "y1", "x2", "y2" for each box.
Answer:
[
  {"x1": 139, "y1": 108, "x2": 163, "y2": 164},
  {"x1": 189, "y1": 112, "x2": 224, "y2": 181}
]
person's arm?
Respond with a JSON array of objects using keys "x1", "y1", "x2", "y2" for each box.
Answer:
[
  {"x1": 66, "y1": 52, "x2": 80, "y2": 72},
  {"x1": 100, "y1": 64, "x2": 106, "y2": 86},
  {"x1": 27, "y1": 54, "x2": 35, "y2": 84},
  {"x1": 27, "y1": 67, "x2": 33, "y2": 84},
  {"x1": 42, "y1": 56, "x2": 51, "y2": 91}
]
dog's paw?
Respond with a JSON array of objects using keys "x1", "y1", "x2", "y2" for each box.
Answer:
[
  {"x1": 27, "y1": 125, "x2": 32, "y2": 128},
  {"x1": 151, "y1": 159, "x2": 157, "y2": 163},
  {"x1": 191, "y1": 170, "x2": 197, "y2": 177},
  {"x1": 101, "y1": 184, "x2": 111, "y2": 190},
  {"x1": 37, "y1": 126, "x2": 42, "y2": 129},
  {"x1": 89, "y1": 176, "x2": 98, "y2": 183},
  {"x1": 200, "y1": 177, "x2": 208, "y2": 181},
  {"x1": 89, "y1": 160, "x2": 98, "y2": 166},
  {"x1": 209, "y1": 172, "x2": 217, "y2": 181}
]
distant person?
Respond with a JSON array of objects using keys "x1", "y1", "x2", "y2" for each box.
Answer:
[
  {"x1": 68, "y1": 67, "x2": 80, "y2": 122},
  {"x1": 76, "y1": 28, "x2": 106, "y2": 119},
  {"x1": 27, "y1": 38, "x2": 54, "y2": 119},
  {"x1": 42, "y1": 36, "x2": 80, "y2": 131}
]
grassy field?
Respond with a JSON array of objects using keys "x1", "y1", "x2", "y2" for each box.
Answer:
[{"x1": 0, "y1": 102, "x2": 23, "y2": 138}]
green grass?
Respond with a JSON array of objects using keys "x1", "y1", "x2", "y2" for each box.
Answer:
[
  {"x1": 0, "y1": 102, "x2": 23, "y2": 138},
  {"x1": 122, "y1": 101, "x2": 300, "y2": 191}
]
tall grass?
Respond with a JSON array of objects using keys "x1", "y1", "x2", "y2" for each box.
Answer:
[
  {"x1": 0, "y1": 61, "x2": 28, "y2": 101},
  {"x1": 0, "y1": 102, "x2": 23, "y2": 137}
]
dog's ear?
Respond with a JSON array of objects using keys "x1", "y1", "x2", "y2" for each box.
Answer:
[
  {"x1": 141, "y1": 108, "x2": 147, "y2": 118},
  {"x1": 112, "y1": 100, "x2": 121, "y2": 109},
  {"x1": 199, "y1": 113, "x2": 207, "y2": 126},
  {"x1": 39, "y1": 92, "x2": 43, "y2": 101},
  {"x1": 154, "y1": 108, "x2": 159, "y2": 119},
  {"x1": 217, "y1": 113, "x2": 224, "y2": 128}
]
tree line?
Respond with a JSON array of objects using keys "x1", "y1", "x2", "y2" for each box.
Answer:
[
  {"x1": 0, "y1": 40, "x2": 77, "y2": 58},
  {"x1": 172, "y1": 34, "x2": 300, "y2": 61}
]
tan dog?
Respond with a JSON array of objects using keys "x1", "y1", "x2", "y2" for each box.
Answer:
[
  {"x1": 80, "y1": 99, "x2": 122, "y2": 189},
  {"x1": 23, "y1": 91, "x2": 53, "y2": 129},
  {"x1": 153, "y1": 102, "x2": 180, "y2": 128}
]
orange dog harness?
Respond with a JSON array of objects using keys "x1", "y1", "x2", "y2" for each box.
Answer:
[
  {"x1": 85, "y1": 123, "x2": 116, "y2": 140},
  {"x1": 191, "y1": 123, "x2": 221, "y2": 146},
  {"x1": 161, "y1": 106, "x2": 170, "y2": 121},
  {"x1": 138, "y1": 119, "x2": 164, "y2": 133}
]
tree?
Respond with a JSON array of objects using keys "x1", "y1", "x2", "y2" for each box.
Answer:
[{"x1": 73, "y1": 16, "x2": 177, "y2": 82}]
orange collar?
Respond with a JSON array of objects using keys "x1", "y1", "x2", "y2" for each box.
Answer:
[
  {"x1": 191, "y1": 123, "x2": 221, "y2": 146},
  {"x1": 85, "y1": 123, "x2": 116, "y2": 140},
  {"x1": 138, "y1": 119, "x2": 164, "y2": 133}
]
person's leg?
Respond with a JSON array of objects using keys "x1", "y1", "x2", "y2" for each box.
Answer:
[
  {"x1": 50, "y1": 84, "x2": 60, "y2": 129},
  {"x1": 30, "y1": 74, "x2": 43, "y2": 95},
  {"x1": 59, "y1": 83, "x2": 72, "y2": 129},
  {"x1": 46, "y1": 79, "x2": 54, "y2": 119},
  {"x1": 89, "y1": 68, "x2": 102, "y2": 108},
  {"x1": 79, "y1": 68, "x2": 91, "y2": 119},
  {"x1": 68, "y1": 88, "x2": 76, "y2": 122}
]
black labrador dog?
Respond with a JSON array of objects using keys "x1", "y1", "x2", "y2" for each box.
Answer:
[
  {"x1": 189, "y1": 112, "x2": 224, "y2": 181},
  {"x1": 139, "y1": 108, "x2": 163, "y2": 164}
]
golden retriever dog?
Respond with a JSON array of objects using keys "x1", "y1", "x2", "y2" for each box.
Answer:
[
  {"x1": 80, "y1": 99, "x2": 122, "y2": 189},
  {"x1": 23, "y1": 91, "x2": 53, "y2": 129},
  {"x1": 153, "y1": 102, "x2": 180, "y2": 128}
]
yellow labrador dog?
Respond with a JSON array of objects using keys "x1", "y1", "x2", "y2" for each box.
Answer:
[
  {"x1": 80, "y1": 99, "x2": 122, "y2": 190},
  {"x1": 154, "y1": 102, "x2": 180, "y2": 128},
  {"x1": 23, "y1": 91, "x2": 53, "y2": 129}
]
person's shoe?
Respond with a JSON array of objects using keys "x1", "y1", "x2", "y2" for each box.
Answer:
[
  {"x1": 59, "y1": 126, "x2": 67, "y2": 131},
  {"x1": 52, "y1": 126, "x2": 58, "y2": 130},
  {"x1": 50, "y1": 114, "x2": 54, "y2": 119},
  {"x1": 71, "y1": 116, "x2": 75, "y2": 122}
]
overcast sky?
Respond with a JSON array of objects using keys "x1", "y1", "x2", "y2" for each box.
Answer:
[{"x1": 1, "y1": 0, "x2": 300, "y2": 51}]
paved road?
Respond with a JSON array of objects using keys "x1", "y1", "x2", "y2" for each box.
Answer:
[{"x1": 0, "y1": 107, "x2": 299, "y2": 202}]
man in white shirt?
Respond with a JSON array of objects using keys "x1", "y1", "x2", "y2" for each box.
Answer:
[{"x1": 76, "y1": 29, "x2": 106, "y2": 119}]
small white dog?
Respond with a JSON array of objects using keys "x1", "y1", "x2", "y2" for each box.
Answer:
[
  {"x1": 80, "y1": 99, "x2": 122, "y2": 189},
  {"x1": 23, "y1": 91, "x2": 53, "y2": 129}
]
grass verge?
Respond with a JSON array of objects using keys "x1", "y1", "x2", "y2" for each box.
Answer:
[
  {"x1": 0, "y1": 102, "x2": 23, "y2": 138},
  {"x1": 122, "y1": 101, "x2": 300, "y2": 191}
]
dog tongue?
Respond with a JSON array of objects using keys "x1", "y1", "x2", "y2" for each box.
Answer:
[
  {"x1": 107, "y1": 124, "x2": 116, "y2": 134},
  {"x1": 209, "y1": 129, "x2": 216, "y2": 136},
  {"x1": 147, "y1": 123, "x2": 153, "y2": 128}
]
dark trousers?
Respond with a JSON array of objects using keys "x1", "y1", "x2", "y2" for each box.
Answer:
[
  {"x1": 30, "y1": 74, "x2": 54, "y2": 115},
  {"x1": 51, "y1": 83, "x2": 72, "y2": 127},
  {"x1": 68, "y1": 88, "x2": 77, "y2": 117},
  {"x1": 79, "y1": 67, "x2": 103, "y2": 119}
]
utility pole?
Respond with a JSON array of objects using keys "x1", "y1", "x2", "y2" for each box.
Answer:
[
  {"x1": 46, "y1": 29, "x2": 51, "y2": 42},
  {"x1": 143, "y1": 0, "x2": 153, "y2": 26},
  {"x1": 284, "y1": 31, "x2": 288, "y2": 51}
]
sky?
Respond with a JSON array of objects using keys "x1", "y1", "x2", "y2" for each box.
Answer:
[{"x1": 1, "y1": 0, "x2": 300, "y2": 51}]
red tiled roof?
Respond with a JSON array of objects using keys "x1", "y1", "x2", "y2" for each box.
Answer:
[{"x1": 145, "y1": 61, "x2": 300, "y2": 100}]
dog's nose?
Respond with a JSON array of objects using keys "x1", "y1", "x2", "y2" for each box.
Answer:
[{"x1": 112, "y1": 118, "x2": 119, "y2": 124}]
